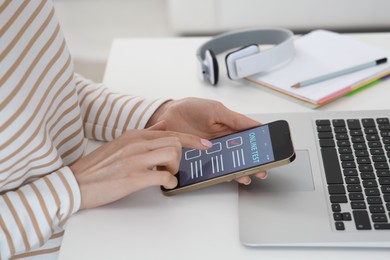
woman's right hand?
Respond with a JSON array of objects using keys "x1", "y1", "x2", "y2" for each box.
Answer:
[{"x1": 70, "y1": 127, "x2": 212, "y2": 210}]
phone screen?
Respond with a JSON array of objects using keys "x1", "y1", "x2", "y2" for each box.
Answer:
[{"x1": 178, "y1": 124, "x2": 275, "y2": 187}]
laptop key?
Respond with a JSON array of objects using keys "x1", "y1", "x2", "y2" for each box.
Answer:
[
  {"x1": 376, "y1": 170, "x2": 390, "y2": 177},
  {"x1": 317, "y1": 125, "x2": 332, "y2": 132},
  {"x1": 374, "y1": 223, "x2": 390, "y2": 230},
  {"x1": 332, "y1": 204, "x2": 341, "y2": 212},
  {"x1": 353, "y1": 210, "x2": 372, "y2": 230},
  {"x1": 318, "y1": 132, "x2": 333, "y2": 139},
  {"x1": 332, "y1": 119, "x2": 345, "y2": 127},
  {"x1": 319, "y1": 139, "x2": 335, "y2": 147},
  {"x1": 328, "y1": 184, "x2": 346, "y2": 194},
  {"x1": 381, "y1": 185, "x2": 390, "y2": 193},
  {"x1": 335, "y1": 222, "x2": 345, "y2": 230},
  {"x1": 349, "y1": 192, "x2": 364, "y2": 200},
  {"x1": 362, "y1": 118, "x2": 375, "y2": 127},
  {"x1": 361, "y1": 172, "x2": 376, "y2": 179},
  {"x1": 347, "y1": 119, "x2": 361, "y2": 130},
  {"x1": 376, "y1": 118, "x2": 390, "y2": 125},
  {"x1": 330, "y1": 195, "x2": 348, "y2": 203},
  {"x1": 379, "y1": 177, "x2": 390, "y2": 185},
  {"x1": 369, "y1": 205, "x2": 385, "y2": 213},
  {"x1": 338, "y1": 140, "x2": 351, "y2": 147},
  {"x1": 321, "y1": 148, "x2": 343, "y2": 184},
  {"x1": 371, "y1": 214, "x2": 388, "y2": 223},
  {"x1": 351, "y1": 201, "x2": 367, "y2": 209},
  {"x1": 367, "y1": 197, "x2": 382, "y2": 204},
  {"x1": 365, "y1": 188, "x2": 380, "y2": 196},
  {"x1": 316, "y1": 119, "x2": 331, "y2": 126}
]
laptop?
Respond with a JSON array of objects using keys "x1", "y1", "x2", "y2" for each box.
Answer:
[{"x1": 239, "y1": 109, "x2": 390, "y2": 247}]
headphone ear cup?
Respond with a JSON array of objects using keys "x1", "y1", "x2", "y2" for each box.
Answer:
[
  {"x1": 204, "y1": 49, "x2": 219, "y2": 85},
  {"x1": 225, "y1": 45, "x2": 259, "y2": 80}
]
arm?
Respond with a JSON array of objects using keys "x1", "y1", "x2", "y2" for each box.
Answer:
[
  {"x1": 0, "y1": 168, "x2": 80, "y2": 259},
  {"x1": 73, "y1": 74, "x2": 170, "y2": 141}
]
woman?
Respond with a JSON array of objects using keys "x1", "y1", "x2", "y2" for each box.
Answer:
[{"x1": 0, "y1": 1, "x2": 266, "y2": 258}]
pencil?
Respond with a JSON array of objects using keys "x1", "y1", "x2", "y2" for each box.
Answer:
[{"x1": 291, "y1": 57, "x2": 388, "y2": 89}]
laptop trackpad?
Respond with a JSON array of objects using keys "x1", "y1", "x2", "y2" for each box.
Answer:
[{"x1": 246, "y1": 150, "x2": 314, "y2": 192}]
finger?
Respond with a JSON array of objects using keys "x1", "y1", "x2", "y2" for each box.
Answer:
[
  {"x1": 147, "y1": 120, "x2": 167, "y2": 131},
  {"x1": 140, "y1": 139, "x2": 182, "y2": 174},
  {"x1": 141, "y1": 170, "x2": 178, "y2": 189},
  {"x1": 215, "y1": 103, "x2": 261, "y2": 131},
  {"x1": 138, "y1": 130, "x2": 213, "y2": 150},
  {"x1": 255, "y1": 171, "x2": 268, "y2": 179},
  {"x1": 235, "y1": 171, "x2": 268, "y2": 185},
  {"x1": 235, "y1": 175, "x2": 252, "y2": 185}
]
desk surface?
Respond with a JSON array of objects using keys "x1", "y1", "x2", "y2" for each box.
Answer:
[{"x1": 60, "y1": 33, "x2": 390, "y2": 260}]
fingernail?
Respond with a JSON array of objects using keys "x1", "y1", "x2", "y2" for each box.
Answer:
[
  {"x1": 201, "y1": 138, "x2": 213, "y2": 148},
  {"x1": 259, "y1": 172, "x2": 268, "y2": 179},
  {"x1": 244, "y1": 178, "x2": 252, "y2": 185}
]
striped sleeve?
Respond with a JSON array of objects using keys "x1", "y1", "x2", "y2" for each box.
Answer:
[
  {"x1": 0, "y1": 167, "x2": 81, "y2": 259},
  {"x1": 73, "y1": 74, "x2": 170, "y2": 141}
]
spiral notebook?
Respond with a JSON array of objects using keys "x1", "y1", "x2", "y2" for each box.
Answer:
[{"x1": 246, "y1": 30, "x2": 390, "y2": 107}]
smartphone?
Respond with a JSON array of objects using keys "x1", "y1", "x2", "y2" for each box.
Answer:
[{"x1": 161, "y1": 120, "x2": 295, "y2": 196}]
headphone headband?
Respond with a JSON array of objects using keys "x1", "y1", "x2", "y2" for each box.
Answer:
[{"x1": 197, "y1": 28, "x2": 295, "y2": 85}]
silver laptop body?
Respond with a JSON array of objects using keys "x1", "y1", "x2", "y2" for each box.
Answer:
[{"x1": 239, "y1": 109, "x2": 390, "y2": 247}]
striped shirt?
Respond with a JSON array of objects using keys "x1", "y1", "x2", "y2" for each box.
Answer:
[{"x1": 0, "y1": 1, "x2": 167, "y2": 258}]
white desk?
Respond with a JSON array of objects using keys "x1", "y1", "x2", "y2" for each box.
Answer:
[{"x1": 59, "y1": 33, "x2": 390, "y2": 259}]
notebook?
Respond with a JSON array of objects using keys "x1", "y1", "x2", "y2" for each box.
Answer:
[
  {"x1": 239, "y1": 109, "x2": 390, "y2": 247},
  {"x1": 246, "y1": 30, "x2": 390, "y2": 107}
]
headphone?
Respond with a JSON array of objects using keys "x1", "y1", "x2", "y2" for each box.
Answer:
[{"x1": 196, "y1": 28, "x2": 295, "y2": 85}]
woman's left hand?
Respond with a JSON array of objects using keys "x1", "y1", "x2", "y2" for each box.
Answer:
[{"x1": 147, "y1": 97, "x2": 268, "y2": 184}]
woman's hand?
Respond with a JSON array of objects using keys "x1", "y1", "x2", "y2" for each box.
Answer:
[
  {"x1": 70, "y1": 128, "x2": 212, "y2": 210},
  {"x1": 147, "y1": 98, "x2": 268, "y2": 184}
]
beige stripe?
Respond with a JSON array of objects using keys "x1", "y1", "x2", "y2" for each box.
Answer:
[
  {"x1": 0, "y1": 23, "x2": 59, "y2": 119},
  {"x1": 0, "y1": 0, "x2": 30, "y2": 36},
  {"x1": 61, "y1": 132, "x2": 84, "y2": 160},
  {"x1": 11, "y1": 246, "x2": 60, "y2": 259},
  {"x1": 49, "y1": 100, "x2": 79, "y2": 138},
  {"x1": 110, "y1": 98, "x2": 136, "y2": 138},
  {"x1": 0, "y1": 0, "x2": 12, "y2": 14},
  {"x1": 13, "y1": 155, "x2": 61, "y2": 186},
  {"x1": 83, "y1": 87, "x2": 107, "y2": 127},
  {"x1": 0, "y1": 79, "x2": 74, "y2": 174},
  {"x1": 0, "y1": 61, "x2": 72, "y2": 165},
  {"x1": 0, "y1": 214, "x2": 16, "y2": 256},
  {"x1": 0, "y1": 5, "x2": 55, "y2": 88},
  {"x1": 0, "y1": 39, "x2": 66, "y2": 135},
  {"x1": 1, "y1": 153, "x2": 63, "y2": 191},
  {"x1": 50, "y1": 230, "x2": 65, "y2": 240},
  {"x1": 0, "y1": 136, "x2": 55, "y2": 182},
  {"x1": 91, "y1": 92, "x2": 115, "y2": 140},
  {"x1": 0, "y1": 155, "x2": 60, "y2": 188},
  {"x1": 52, "y1": 113, "x2": 81, "y2": 141},
  {"x1": 122, "y1": 99, "x2": 146, "y2": 131},
  {"x1": 75, "y1": 80, "x2": 90, "y2": 96},
  {"x1": 30, "y1": 183, "x2": 54, "y2": 234},
  {"x1": 78, "y1": 85, "x2": 101, "y2": 109},
  {"x1": 57, "y1": 125, "x2": 83, "y2": 151},
  {"x1": 74, "y1": 79, "x2": 83, "y2": 85},
  {"x1": 16, "y1": 190, "x2": 44, "y2": 247},
  {"x1": 56, "y1": 171, "x2": 75, "y2": 227},
  {"x1": 43, "y1": 177, "x2": 61, "y2": 223},
  {"x1": 0, "y1": 103, "x2": 79, "y2": 184},
  {"x1": 101, "y1": 95, "x2": 131, "y2": 140},
  {"x1": 134, "y1": 99, "x2": 159, "y2": 129},
  {"x1": 3, "y1": 194, "x2": 31, "y2": 251}
]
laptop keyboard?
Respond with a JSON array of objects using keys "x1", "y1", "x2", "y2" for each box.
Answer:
[{"x1": 316, "y1": 117, "x2": 390, "y2": 231}]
